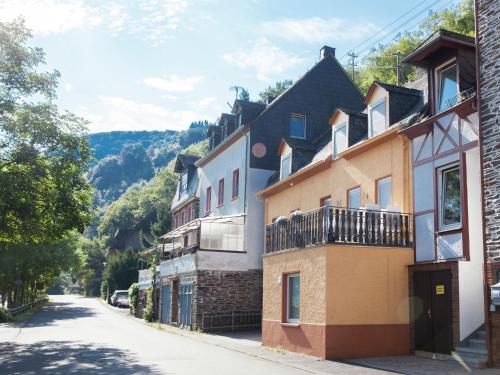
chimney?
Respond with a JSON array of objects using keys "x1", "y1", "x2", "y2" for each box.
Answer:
[
  {"x1": 320, "y1": 45, "x2": 335, "y2": 59},
  {"x1": 264, "y1": 96, "x2": 275, "y2": 105}
]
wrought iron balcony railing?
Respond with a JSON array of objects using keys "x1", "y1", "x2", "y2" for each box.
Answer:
[{"x1": 265, "y1": 206, "x2": 413, "y2": 254}]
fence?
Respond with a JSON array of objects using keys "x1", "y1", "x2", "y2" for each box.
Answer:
[
  {"x1": 7, "y1": 297, "x2": 48, "y2": 316},
  {"x1": 265, "y1": 206, "x2": 413, "y2": 254},
  {"x1": 200, "y1": 310, "x2": 261, "y2": 332}
]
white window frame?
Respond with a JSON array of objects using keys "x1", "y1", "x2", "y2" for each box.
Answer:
[
  {"x1": 286, "y1": 273, "x2": 300, "y2": 323},
  {"x1": 348, "y1": 187, "x2": 361, "y2": 209},
  {"x1": 377, "y1": 176, "x2": 392, "y2": 210},
  {"x1": 368, "y1": 98, "x2": 387, "y2": 137},
  {"x1": 333, "y1": 122, "x2": 348, "y2": 157},
  {"x1": 289, "y1": 114, "x2": 306, "y2": 139},
  {"x1": 236, "y1": 112, "x2": 242, "y2": 128},
  {"x1": 434, "y1": 58, "x2": 459, "y2": 114},
  {"x1": 437, "y1": 163, "x2": 462, "y2": 231},
  {"x1": 280, "y1": 153, "x2": 292, "y2": 180}
]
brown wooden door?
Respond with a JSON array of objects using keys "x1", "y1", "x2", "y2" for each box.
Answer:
[{"x1": 413, "y1": 269, "x2": 453, "y2": 354}]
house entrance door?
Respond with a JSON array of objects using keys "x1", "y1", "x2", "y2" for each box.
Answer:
[
  {"x1": 179, "y1": 283, "x2": 193, "y2": 328},
  {"x1": 161, "y1": 285, "x2": 171, "y2": 324},
  {"x1": 413, "y1": 269, "x2": 453, "y2": 354}
]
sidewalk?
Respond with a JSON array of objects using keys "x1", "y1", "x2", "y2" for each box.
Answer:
[{"x1": 104, "y1": 301, "x2": 499, "y2": 375}]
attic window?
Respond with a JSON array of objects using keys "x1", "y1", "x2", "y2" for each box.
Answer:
[
  {"x1": 369, "y1": 99, "x2": 386, "y2": 137},
  {"x1": 290, "y1": 114, "x2": 306, "y2": 139},
  {"x1": 333, "y1": 123, "x2": 347, "y2": 156},
  {"x1": 237, "y1": 112, "x2": 242, "y2": 128},
  {"x1": 180, "y1": 171, "x2": 188, "y2": 195},
  {"x1": 280, "y1": 154, "x2": 291, "y2": 180},
  {"x1": 436, "y1": 61, "x2": 458, "y2": 113}
]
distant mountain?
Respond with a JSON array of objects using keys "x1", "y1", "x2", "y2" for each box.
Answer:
[{"x1": 87, "y1": 121, "x2": 210, "y2": 207}]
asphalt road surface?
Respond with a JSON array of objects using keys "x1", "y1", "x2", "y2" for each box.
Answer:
[{"x1": 0, "y1": 295, "x2": 318, "y2": 374}]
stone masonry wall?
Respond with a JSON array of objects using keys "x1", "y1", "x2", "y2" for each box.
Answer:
[
  {"x1": 478, "y1": 0, "x2": 500, "y2": 263},
  {"x1": 478, "y1": 0, "x2": 500, "y2": 366},
  {"x1": 192, "y1": 269, "x2": 263, "y2": 330}
]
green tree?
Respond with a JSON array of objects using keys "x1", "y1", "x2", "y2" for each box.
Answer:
[
  {"x1": 238, "y1": 88, "x2": 250, "y2": 101},
  {"x1": 101, "y1": 250, "x2": 140, "y2": 296},
  {"x1": 353, "y1": 0, "x2": 475, "y2": 94},
  {"x1": 258, "y1": 80, "x2": 293, "y2": 103}
]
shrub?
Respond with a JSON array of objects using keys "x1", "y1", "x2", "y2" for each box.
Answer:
[
  {"x1": 143, "y1": 288, "x2": 155, "y2": 322},
  {"x1": 128, "y1": 283, "x2": 139, "y2": 315},
  {"x1": 0, "y1": 308, "x2": 13, "y2": 323}
]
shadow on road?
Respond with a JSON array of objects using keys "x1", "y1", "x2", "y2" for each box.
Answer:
[
  {"x1": 0, "y1": 341, "x2": 161, "y2": 374},
  {"x1": 22, "y1": 300, "x2": 97, "y2": 328}
]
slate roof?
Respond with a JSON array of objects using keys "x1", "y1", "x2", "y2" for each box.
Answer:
[
  {"x1": 373, "y1": 81, "x2": 423, "y2": 97},
  {"x1": 282, "y1": 137, "x2": 317, "y2": 151},
  {"x1": 174, "y1": 154, "x2": 200, "y2": 173},
  {"x1": 234, "y1": 99, "x2": 266, "y2": 111}
]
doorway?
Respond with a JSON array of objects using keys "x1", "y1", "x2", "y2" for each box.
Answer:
[{"x1": 413, "y1": 269, "x2": 453, "y2": 354}]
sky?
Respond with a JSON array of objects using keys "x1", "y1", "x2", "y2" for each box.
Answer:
[{"x1": 0, "y1": 0, "x2": 458, "y2": 133}]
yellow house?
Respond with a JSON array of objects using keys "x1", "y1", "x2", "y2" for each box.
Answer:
[{"x1": 258, "y1": 82, "x2": 422, "y2": 359}]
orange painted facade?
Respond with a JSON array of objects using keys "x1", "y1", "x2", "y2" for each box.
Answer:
[{"x1": 260, "y1": 97, "x2": 415, "y2": 358}]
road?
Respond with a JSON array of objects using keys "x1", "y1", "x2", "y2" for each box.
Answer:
[{"x1": 0, "y1": 295, "x2": 322, "y2": 375}]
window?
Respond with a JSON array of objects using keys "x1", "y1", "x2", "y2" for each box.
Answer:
[
  {"x1": 436, "y1": 62, "x2": 458, "y2": 113},
  {"x1": 218, "y1": 178, "x2": 224, "y2": 207},
  {"x1": 320, "y1": 196, "x2": 332, "y2": 207},
  {"x1": 290, "y1": 114, "x2": 306, "y2": 139},
  {"x1": 348, "y1": 187, "x2": 361, "y2": 209},
  {"x1": 439, "y1": 164, "x2": 461, "y2": 230},
  {"x1": 333, "y1": 123, "x2": 347, "y2": 156},
  {"x1": 205, "y1": 186, "x2": 211, "y2": 214},
  {"x1": 232, "y1": 169, "x2": 239, "y2": 199},
  {"x1": 377, "y1": 176, "x2": 392, "y2": 210},
  {"x1": 281, "y1": 154, "x2": 291, "y2": 180},
  {"x1": 369, "y1": 99, "x2": 387, "y2": 137},
  {"x1": 236, "y1": 112, "x2": 242, "y2": 128},
  {"x1": 286, "y1": 274, "x2": 300, "y2": 323},
  {"x1": 180, "y1": 171, "x2": 188, "y2": 195}
]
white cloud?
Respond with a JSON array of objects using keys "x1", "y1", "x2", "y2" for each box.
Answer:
[
  {"x1": 143, "y1": 75, "x2": 204, "y2": 93},
  {"x1": 261, "y1": 17, "x2": 378, "y2": 44},
  {"x1": 196, "y1": 96, "x2": 217, "y2": 108},
  {"x1": 80, "y1": 96, "x2": 213, "y2": 133},
  {"x1": 162, "y1": 94, "x2": 179, "y2": 101},
  {"x1": 0, "y1": 0, "x2": 101, "y2": 35},
  {"x1": 0, "y1": 0, "x2": 191, "y2": 44},
  {"x1": 222, "y1": 38, "x2": 304, "y2": 82}
]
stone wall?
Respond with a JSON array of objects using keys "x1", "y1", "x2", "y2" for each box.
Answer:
[
  {"x1": 478, "y1": 0, "x2": 500, "y2": 263},
  {"x1": 478, "y1": 0, "x2": 500, "y2": 367},
  {"x1": 192, "y1": 269, "x2": 263, "y2": 330}
]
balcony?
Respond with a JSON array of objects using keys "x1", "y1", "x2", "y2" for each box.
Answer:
[{"x1": 265, "y1": 206, "x2": 413, "y2": 254}]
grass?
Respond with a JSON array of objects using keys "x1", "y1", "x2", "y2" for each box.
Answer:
[{"x1": 0, "y1": 298, "x2": 49, "y2": 323}]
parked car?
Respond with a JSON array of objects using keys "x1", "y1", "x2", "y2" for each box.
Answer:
[{"x1": 110, "y1": 290, "x2": 129, "y2": 308}]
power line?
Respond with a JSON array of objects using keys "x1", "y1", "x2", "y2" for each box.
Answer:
[
  {"x1": 341, "y1": 0, "x2": 453, "y2": 63},
  {"x1": 339, "y1": 0, "x2": 431, "y2": 61}
]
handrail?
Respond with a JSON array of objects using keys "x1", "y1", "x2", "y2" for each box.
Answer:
[
  {"x1": 265, "y1": 206, "x2": 413, "y2": 254},
  {"x1": 7, "y1": 297, "x2": 48, "y2": 316}
]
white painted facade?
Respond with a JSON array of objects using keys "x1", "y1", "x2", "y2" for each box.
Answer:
[{"x1": 411, "y1": 110, "x2": 485, "y2": 339}]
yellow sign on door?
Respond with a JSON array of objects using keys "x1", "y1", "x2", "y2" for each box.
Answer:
[{"x1": 436, "y1": 285, "x2": 445, "y2": 295}]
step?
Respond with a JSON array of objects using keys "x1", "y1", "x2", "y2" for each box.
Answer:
[
  {"x1": 452, "y1": 353, "x2": 488, "y2": 369},
  {"x1": 455, "y1": 346, "x2": 488, "y2": 358},
  {"x1": 475, "y1": 330, "x2": 486, "y2": 340},
  {"x1": 469, "y1": 338, "x2": 487, "y2": 349}
]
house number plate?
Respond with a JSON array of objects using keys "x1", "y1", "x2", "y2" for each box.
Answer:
[{"x1": 436, "y1": 285, "x2": 445, "y2": 295}]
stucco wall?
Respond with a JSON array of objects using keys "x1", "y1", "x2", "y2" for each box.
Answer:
[
  {"x1": 326, "y1": 245, "x2": 413, "y2": 325},
  {"x1": 263, "y1": 247, "x2": 328, "y2": 324},
  {"x1": 263, "y1": 244, "x2": 413, "y2": 326},
  {"x1": 265, "y1": 133, "x2": 411, "y2": 223},
  {"x1": 458, "y1": 147, "x2": 485, "y2": 340}
]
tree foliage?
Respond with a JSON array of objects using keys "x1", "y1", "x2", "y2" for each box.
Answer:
[
  {"x1": 258, "y1": 80, "x2": 293, "y2": 103},
  {"x1": 101, "y1": 249, "x2": 140, "y2": 297},
  {"x1": 0, "y1": 19, "x2": 93, "y2": 307},
  {"x1": 353, "y1": 0, "x2": 475, "y2": 94},
  {"x1": 238, "y1": 88, "x2": 250, "y2": 101}
]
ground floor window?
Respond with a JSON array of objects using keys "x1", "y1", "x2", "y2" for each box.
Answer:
[{"x1": 286, "y1": 273, "x2": 300, "y2": 323}]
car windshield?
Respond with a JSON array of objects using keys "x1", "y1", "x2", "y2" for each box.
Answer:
[{"x1": 116, "y1": 292, "x2": 128, "y2": 297}]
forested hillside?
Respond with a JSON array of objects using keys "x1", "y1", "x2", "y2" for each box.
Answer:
[{"x1": 88, "y1": 121, "x2": 210, "y2": 205}]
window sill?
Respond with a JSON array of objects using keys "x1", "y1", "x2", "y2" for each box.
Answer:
[
  {"x1": 231, "y1": 196, "x2": 239, "y2": 201},
  {"x1": 216, "y1": 204, "x2": 224, "y2": 208},
  {"x1": 281, "y1": 322, "x2": 300, "y2": 328},
  {"x1": 436, "y1": 227, "x2": 462, "y2": 235}
]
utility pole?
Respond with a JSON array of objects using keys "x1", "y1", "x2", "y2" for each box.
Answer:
[
  {"x1": 393, "y1": 50, "x2": 401, "y2": 85},
  {"x1": 347, "y1": 52, "x2": 358, "y2": 81}
]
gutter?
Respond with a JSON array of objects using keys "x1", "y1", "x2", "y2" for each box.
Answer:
[{"x1": 474, "y1": 0, "x2": 493, "y2": 367}]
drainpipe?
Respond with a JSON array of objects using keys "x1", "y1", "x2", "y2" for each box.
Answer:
[{"x1": 474, "y1": 0, "x2": 493, "y2": 367}]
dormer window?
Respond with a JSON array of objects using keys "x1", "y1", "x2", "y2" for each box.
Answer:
[
  {"x1": 290, "y1": 114, "x2": 306, "y2": 139},
  {"x1": 333, "y1": 122, "x2": 347, "y2": 157},
  {"x1": 436, "y1": 60, "x2": 458, "y2": 113},
  {"x1": 280, "y1": 153, "x2": 291, "y2": 180},
  {"x1": 179, "y1": 171, "x2": 188, "y2": 196},
  {"x1": 236, "y1": 112, "x2": 242, "y2": 128},
  {"x1": 369, "y1": 99, "x2": 387, "y2": 137}
]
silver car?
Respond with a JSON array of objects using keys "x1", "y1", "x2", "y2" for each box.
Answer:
[{"x1": 110, "y1": 290, "x2": 129, "y2": 308}]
